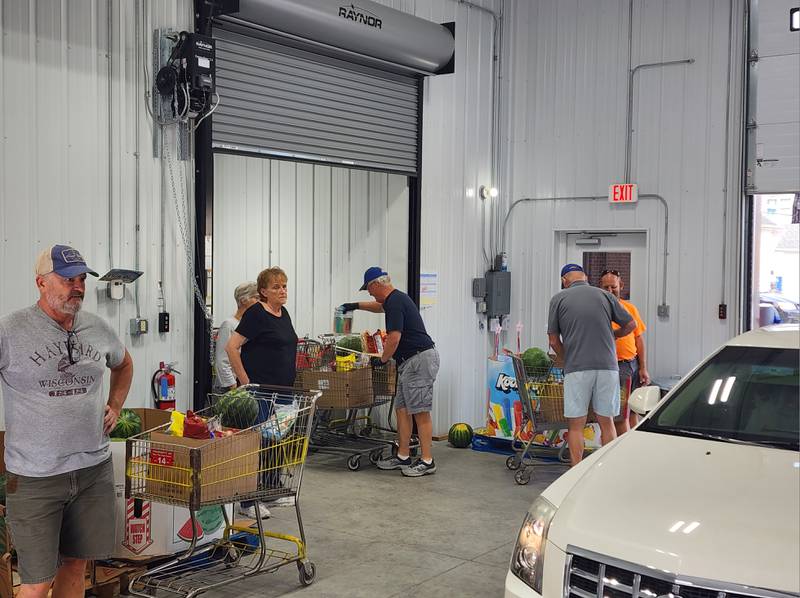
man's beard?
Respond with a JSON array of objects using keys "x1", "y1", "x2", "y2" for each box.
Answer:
[{"x1": 47, "y1": 293, "x2": 83, "y2": 315}]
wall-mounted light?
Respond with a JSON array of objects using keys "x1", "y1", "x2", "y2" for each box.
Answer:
[
  {"x1": 100, "y1": 268, "x2": 144, "y2": 301},
  {"x1": 479, "y1": 185, "x2": 499, "y2": 200}
]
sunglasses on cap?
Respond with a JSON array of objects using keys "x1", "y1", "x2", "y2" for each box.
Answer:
[{"x1": 600, "y1": 269, "x2": 621, "y2": 278}]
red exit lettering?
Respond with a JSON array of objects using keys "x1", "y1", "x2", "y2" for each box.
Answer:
[{"x1": 608, "y1": 183, "x2": 638, "y2": 204}]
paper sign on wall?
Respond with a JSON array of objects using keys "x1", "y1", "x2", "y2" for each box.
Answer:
[{"x1": 420, "y1": 272, "x2": 438, "y2": 306}]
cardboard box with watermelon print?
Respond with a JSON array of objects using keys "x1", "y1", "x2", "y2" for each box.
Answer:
[{"x1": 109, "y1": 409, "x2": 234, "y2": 558}]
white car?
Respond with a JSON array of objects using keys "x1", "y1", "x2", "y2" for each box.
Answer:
[{"x1": 505, "y1": 324, "x2": 799, "y2": 598}]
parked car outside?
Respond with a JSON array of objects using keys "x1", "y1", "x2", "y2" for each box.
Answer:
[
  {"x1": 760, "y1": 293, "x2": 800, "y2": 323},
  {"x1": 505, "y1": 324, "x2": 799, "y2": 598}
]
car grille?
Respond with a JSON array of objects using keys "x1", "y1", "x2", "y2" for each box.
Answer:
[{"x1": 565, "y1": 548, "x2": 797, "y2": 598}]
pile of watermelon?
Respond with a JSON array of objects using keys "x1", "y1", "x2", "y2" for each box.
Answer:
[
  {"x1": 110, "y1": 409, "x2": 143, "y2": 439},
  {"x1": 448, "y1": 423, "x2": 474, "y2": 448},
  {"x1": 213, "y1": 387, "x2": 259, "y2": 429},
  {"x1": 336, "y1": 335, "x2": 363, "y2": 353},
  {"x1": 521, "y1": 347, "x2": 550, "y2": 372}
]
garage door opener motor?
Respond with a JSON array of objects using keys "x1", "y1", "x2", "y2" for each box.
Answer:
[{"x1": 154, "y1": 31, "x2": 216, "y2": 122}]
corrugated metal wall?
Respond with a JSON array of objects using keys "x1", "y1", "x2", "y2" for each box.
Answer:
[
  {"x1": 0, "y1": 0, "x2": 196, "y2": 419},
  {"x1": 377, "y1": 0, "x2": 501, "y2": 432},
  {"x1": 502, "y1": 0, "x2": 746, "y2": 381},
  {"x1": 212, "y1": 155, "x2": 409, "y2": 337}
]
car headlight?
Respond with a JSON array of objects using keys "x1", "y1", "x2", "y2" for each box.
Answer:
[{"x1": 510, "y1": 496, "x2": 557, "y2": 594}]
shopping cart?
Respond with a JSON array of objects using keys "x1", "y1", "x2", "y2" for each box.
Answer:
[
  {"x1": 125, "y1": 386, "x2": 319, "y2": 598},
  {"x1": 296, "y1": 342, "x2": 399, "y2": 470},
  {"x1": 506, "y1": 356, "x2": 571, "y2": 485}
]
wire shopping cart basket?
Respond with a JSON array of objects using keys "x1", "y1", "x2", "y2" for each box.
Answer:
[
  {"x1": 125, "y1": 386, "x2": 319, "y2": 598},
  {"x1": 295, "y1": 341, "x2": 400, "y2": 470},
  {"x1": 506, "y1": 356, "x2": 570, "y2": 485}
]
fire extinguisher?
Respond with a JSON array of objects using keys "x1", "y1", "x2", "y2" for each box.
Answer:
[{"x1": 151, "y1": 361, "x2": 180, "y2": 410}]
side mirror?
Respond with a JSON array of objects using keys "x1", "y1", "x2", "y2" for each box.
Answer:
[{"x1": 629, "y1": 386, "x2": 662, "y2": 415}]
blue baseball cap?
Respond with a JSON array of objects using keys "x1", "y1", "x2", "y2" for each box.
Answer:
[
  {"x1": 35, "y1": 245, "x2": 98, "y2": 278},
  {"x1": 560, "y1": 263, "x2": 584, "y2": 277},
  {"x1": 360, "y1": 266, "x2": 388, "y2": 291}
]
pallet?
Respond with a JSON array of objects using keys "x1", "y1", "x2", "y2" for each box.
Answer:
[{"x1": 93, "y1": 564, "x2": 147, "y2": 597}]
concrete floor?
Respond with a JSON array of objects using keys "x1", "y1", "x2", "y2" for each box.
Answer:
[{"x1": 212, "y1": 443, "x2": 567, "y2": 598}]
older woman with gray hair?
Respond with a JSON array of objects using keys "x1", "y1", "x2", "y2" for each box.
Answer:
[{"x1": 213, "y1": 281, "x2": 259, "y2": 391}]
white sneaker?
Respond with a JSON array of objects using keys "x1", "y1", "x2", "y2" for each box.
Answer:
[
  {"x1": 237, "y1": 503, "x2": 271, "y2": 519},
  {"x1": 268, "y1": 496, "x2": 296, "y2": 507}
]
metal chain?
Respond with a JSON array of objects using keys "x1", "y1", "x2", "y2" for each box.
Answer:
[{"x1": 163, "y1": 126, "x2": 212, "y2": 326}]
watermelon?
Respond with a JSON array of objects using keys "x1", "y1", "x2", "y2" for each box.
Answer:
[
  {"x1": 176, "y1": 516, "x2": 204, "y2": 542},
  {"x1": 521, "y1": 347, "x2": 550, "y2": 372},
  {"x1": 448, "y1": 423, "x2": 473, "y2": 448},
  {"x1": 110, "y1": 409, "x2": 142, "y2": 439},
  {"x1": 336, "y1": 335, "x2": 363, "y2": 353},
  {"x1": 214, "y1": 387, "x2": 259, "y2": 429}
]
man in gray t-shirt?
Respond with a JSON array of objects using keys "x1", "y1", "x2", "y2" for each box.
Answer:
[
  {"x1": 0, "y1": 245, "x2": 133, "y2": 595},
  {"x1": 547, "y1": 263, "x2": 635, "y2": 466}
]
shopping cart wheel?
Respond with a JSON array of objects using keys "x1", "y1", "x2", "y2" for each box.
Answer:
[
  {"x1": 347, "y1": 455, "x2": 362, "y2": 471},
  {"x1": 368, "y1": 449, "x2": 384, "y2": 464},
  {"x1": 514, "y1": 469, "x2": 532, "y2": 485},
  {"x1": 298, "y1": 561, "x2": 316, "y2": 586},
  {"x1": 506, "y1": 455, "x2": 521, "y2": 470}
]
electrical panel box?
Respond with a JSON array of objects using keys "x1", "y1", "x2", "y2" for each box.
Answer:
[
  {"x1": 485, "y1": 270, "x2": 511, "y2": 318},
  {"x1": 472, "y1": 277, "x2": 486, "y2": 298}
]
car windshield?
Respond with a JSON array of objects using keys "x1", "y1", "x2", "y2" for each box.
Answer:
[{"x1": 640, "y1": 345, "x2": 799, "y2": 450}]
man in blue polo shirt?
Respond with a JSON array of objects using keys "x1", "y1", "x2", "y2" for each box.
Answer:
[
  {"x1": 340, "y1": 267, "x2": 439, "y2": 477},
  {"x1": 547, "y1": 263, "x2": 636, "y2": 466}
]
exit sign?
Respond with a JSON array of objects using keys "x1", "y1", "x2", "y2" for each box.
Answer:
[{"x1": 609, "y1": 183, "x2": 638, "y2": 204}]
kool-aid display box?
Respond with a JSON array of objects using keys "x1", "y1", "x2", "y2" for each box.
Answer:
[
  {"x1": 484, "y1": 355, "x2": 601, "y2": 449},
  {"x1": 486, "y1": 355, "x2": 524, "y2": 439}
]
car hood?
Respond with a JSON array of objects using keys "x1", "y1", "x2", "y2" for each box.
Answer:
[{"x1": 546, "y1": 430, "x2": 800, "y2": 592}]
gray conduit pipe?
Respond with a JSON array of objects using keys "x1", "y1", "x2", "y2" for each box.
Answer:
[
  {"x1": 107, "y1": 2, "x2": 114, "y2": 269},
  {"x1": 500, "y1": 194, "x2": 670, "y2": 315},
  {"x1": 719, "y1": 0, "x2": 736, "y2": 306},
  {"x1": 624, "y1": 58, "x2": 695, "y2": 183},
  {"x1": 134, "y1": 0, "x2": 142, "y2": 319},
  {"x1": 457, "y1": 0, "x2": 503, "y2": 265}
]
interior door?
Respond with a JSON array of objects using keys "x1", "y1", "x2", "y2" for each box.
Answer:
[{"x1": 563, "y1": 231, "x2": 649, "y2": 322}]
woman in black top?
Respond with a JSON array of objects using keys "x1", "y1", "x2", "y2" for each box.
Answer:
[
  {"x1": 225, "y1": 266, "x2": 298, "y2": 520},
  {"x1": 226, "y1": 266, "x2": 298, "y2": 387}
]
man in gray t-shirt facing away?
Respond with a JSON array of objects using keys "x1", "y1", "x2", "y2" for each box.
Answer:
[
  {"x1": 0, "y1": 245, "x2": 133, "y2": 597},
  {"x1": 547, "y1": 263, "x2": 635, "y2": 467}
]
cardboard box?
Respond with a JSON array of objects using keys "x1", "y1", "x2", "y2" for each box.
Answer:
[
  {"x1": 110, "y1": 441, "x2": 233, "y2": 558},
  {"x1": 137, "y1": 429, "x2": 259, "y2": 508},
  {"x1": 126, "y1": 408, "x2": 172, "y2": 433},
  {"x1": 296, "y1": 367, "x2": 374, "y2": 409}
]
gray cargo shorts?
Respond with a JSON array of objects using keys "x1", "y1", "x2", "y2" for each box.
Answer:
[
  {"x1": 395, "y1": 348, "x2": 440, "y2": 415},
  {"x1": 6, "y1": 456, "x2": 115, "y2": 584}
]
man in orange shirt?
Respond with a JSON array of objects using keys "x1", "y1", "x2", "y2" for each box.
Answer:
[{"x1": 599, "y1": 269, "x2": 650, "y2": 434}]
